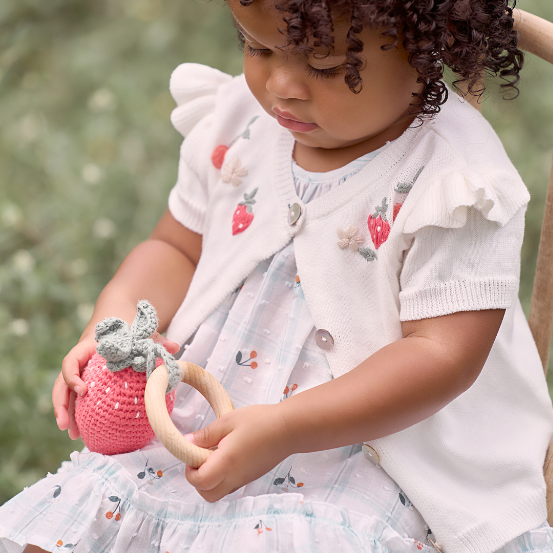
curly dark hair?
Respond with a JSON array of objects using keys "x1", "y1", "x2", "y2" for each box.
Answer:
[{"x1": 237, "y1": 0, "x2": 523, "y2": 118}]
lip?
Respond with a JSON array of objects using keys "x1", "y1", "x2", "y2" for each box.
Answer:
[{"x1": 272, "y1": 108, "x2": 318, "y2": 133}]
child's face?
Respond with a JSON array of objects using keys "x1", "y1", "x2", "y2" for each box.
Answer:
[{"x1": 227, "y1": 0, "x2": 423, "y2": 159}]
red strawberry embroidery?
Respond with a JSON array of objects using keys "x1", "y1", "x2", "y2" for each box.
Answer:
[
  {"x1": 368, "y1": 198, "x2": 391, "y2": 249},
  {"x1": 368, "y1": 214, "x2": 390, "y2": 249},
  {"x1": 232, "y1": 188, "x2": 258, "y2": 235},
  {"x1": 393, "y1": 202, "x2": 402, "y2": 221}
]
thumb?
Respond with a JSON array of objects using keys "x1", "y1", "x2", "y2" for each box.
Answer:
[
  {"x1": 152, "y1": 332, "x2": 181, "y2": 355},
  {"x1": 185, "y1": 417, "x2": 231, "y2": 450}
]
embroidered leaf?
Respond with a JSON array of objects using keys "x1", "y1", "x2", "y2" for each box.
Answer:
[
  {"x1": 236, "y1": 351, "x2": 243, "y2": 364},
  {"x1": 359, "y1": 247, "x2": 377, "y2": 262},
  {"x1": 289, "y1": 476, "x2": 295, "y2": 484},
  {"x1": 273, "y1": 477, "x2": 285, "y2": 485},
  {"x1": 109, "y1": 496, "x2": 120, "y2": 502},
  {"x1": 53, "y1": 485, "x2": 61, "y2": 498},
  {"x1": 395, "y1": 166, "x2": 424, "y2": 193},
  {"x1": 254, "y1": 523, "x2": 260, "y2": 529},
  {"x1": 137, "y1": 472, "x2": 146, "y2": 479},
  {"x1": 372, "y1": 197, "x2": 389, "y2": 220},
  {"x1": 399, "y1": 492, "x2": 406, "y2": 506}
]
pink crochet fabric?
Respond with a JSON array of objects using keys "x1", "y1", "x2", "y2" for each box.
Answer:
[{"x1": 75, "y1": 353, "x2": 176, "y2": 455}]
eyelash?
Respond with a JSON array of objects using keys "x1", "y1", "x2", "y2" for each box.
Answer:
[{"x1": 244, "y1": 44, "x2": 343, "y2": 80}]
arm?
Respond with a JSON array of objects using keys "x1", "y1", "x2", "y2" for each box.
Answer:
[
  {"x1": 185, "y1": 308, "x2": 504, "y2": 501},
  {"x1": 53, "y1": 209, "x2": 202, "y2": 438}
]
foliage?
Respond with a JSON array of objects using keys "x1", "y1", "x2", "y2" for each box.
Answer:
[{"x1": 1, "y1": 0, "x2": 552, "y2": 505}]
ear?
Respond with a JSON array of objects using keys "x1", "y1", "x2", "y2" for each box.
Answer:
[{"x1": 132, "y1": 300, "x2": 159, "y2": 341}]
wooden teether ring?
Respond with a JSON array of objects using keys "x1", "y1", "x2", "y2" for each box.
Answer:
[{"x1": 145, "y1": 360, "x2": 235, "y2": 468}]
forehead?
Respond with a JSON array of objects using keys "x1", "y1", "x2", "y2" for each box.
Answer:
[{"x1": 227, "y1": 0, "x2": 351, "y2": 54}]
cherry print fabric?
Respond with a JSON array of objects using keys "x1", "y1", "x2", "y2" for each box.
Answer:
[{"x1": 2, "y1": 158, "x2": 552, "y2": 553}]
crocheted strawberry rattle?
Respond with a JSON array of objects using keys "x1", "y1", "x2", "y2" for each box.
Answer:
[
  {"x1": 74, "y1": 300, "x2": 235, "y2": 466},
  {"x1": 74, "y1": 300, "x2": 182, "y2": 455}
]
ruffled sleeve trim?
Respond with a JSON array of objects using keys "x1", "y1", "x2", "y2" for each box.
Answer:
[
  {"x1": 169, "y1": 63, "x2": 232, "y2": 137},
  {"x1": 403, "y1": 168, "x2": 530, "y2": 235}
]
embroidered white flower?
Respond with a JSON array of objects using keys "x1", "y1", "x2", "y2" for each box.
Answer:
[
  {"x1": 221, "y1": 158, "x2": 248, "y2": 186},
  {"x1": 337, "y1": 226, "x2": 364, "y2": 252}
]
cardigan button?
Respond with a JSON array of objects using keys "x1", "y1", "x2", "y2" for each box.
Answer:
[
  {"x1": 315, "y1": 329, "x2": 334, "y2": 351},
  {"x1": 362, "y1": 443, "x2": 380, "y2": 465},
  {"x1": 288, "y1": 203, "x2": 302, "y2": 225}
]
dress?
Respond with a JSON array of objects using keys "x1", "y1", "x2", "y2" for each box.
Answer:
[
  {"x1": 2, "y1": 63, "x2": 553, "y2": 553},
  {"x1": 165, "y1": 64, "x2": 553, "y2": 552},
  {"x1": 2, "y1": 152, "x2": 438, "y2": 553}
]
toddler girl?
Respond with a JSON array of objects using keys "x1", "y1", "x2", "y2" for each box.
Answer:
[{"x1": 2, "y1": 0, "x2": 553, "y2": 552}]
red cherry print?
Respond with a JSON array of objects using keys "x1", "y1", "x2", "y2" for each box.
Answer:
[
  {"x1": 291, "y1": 384, "x2": 298, "y2": 391},
  {"x1": 106, "y1": 511, "x2": 114, "y2": 519},
  {"x1": 393, "y1": 202, "x2": 402, "y2": 222},
  {"x1": 211, "y1": 145, "x2": 229, "y2": 169},
  {"x1": 367, "y1": 214, "x2": 390, "y2": 249},
  {"x1": 295, "y1": 274, "x2": 300, "y2": 283},
  {"x1": 115, "y1": 513, "x2": 121, "y2": 521},
  {"x1": 57, "y1": 541, "x2": 64, "y2": 547},
  {"x1": 257, "y1": 528, "x2": 263, "y2": 535},
  {"x1": 250, "y1": 350, "x2": 257, "y2": 358},
  {"x1": 157, "y1": 470, "x2": 163, "y2": 477},
  {"x1": 251, "y1": 361, "x2": 258, "y2": 369},
  {"x1": 266, "y1": 527, "x2": 272, "y2": 531},
  {"x1": 416, "y1": 541, "x2": 424, "y2": 550},
  {"x1": 283, "y1": 386, "x2": 290, "y2": 394},
  {"x1": 297, "y1": 482, "x2": 304, "y2": 487}
]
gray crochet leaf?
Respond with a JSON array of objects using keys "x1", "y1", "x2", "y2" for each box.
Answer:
[
  {"x1": 95, "y1": 300, "x2": 181, "y2": 393},
  {"x1": 132, "y1": 300, "x2": 159, "y2": 341},
  {"x1": 95, "y1": 318, "x2": 132, "y2": 364}
]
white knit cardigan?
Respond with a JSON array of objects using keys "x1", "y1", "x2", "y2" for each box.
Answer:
[{"x1": 166, "y1": 63, "x2": 553, "y2": 553}]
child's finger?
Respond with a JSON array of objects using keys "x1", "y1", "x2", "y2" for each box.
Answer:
[
  {"x1": 67, "y1": 391, "x2": 80, "y2": 440},
  {"x1": 61, "y1": 351, "x2": 89, "y2": 396},
  {"x1": 185, "y1": 417, "x2": 230, "y2": 450},
  {"x1": 184, "y1": 451, "x2": 227, "y2": 492},
  {"x1": 52, "y1": 372, "x2": 71, "y2": 431},
  {"x1": 152, "y1": 332, "x2": 181, "y2": 354}
]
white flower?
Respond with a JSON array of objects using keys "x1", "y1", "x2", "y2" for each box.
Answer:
[
  {"x1": 337, "y1": 226, "x2": 364, "y2": 252},
  {"x1": 9, "y1": 319, "x2": 30, "y2": 336},
  {"x1": 12, "y1": 249, "x2": 35, "y2": 273},
  {"x1": 221, "y1": 158, "x2": 248, "y2": 187},
  {"x1": 87, "y1": 88, "x2": 116, "y2": 112},
  {"x1": 93, "y1": 218, "x2": 117, "y2": 239},
  {"x1": 81, "y1": 163, "x2": 103, "y2": 184}
]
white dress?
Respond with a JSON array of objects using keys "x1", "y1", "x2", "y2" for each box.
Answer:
[{"x1": 1, "y1": 151, "x2": 552, "y2": 553}]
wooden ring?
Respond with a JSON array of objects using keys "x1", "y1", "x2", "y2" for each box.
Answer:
[{"x1": 145, "y1": 361, "x2": 235, "y2": 468}]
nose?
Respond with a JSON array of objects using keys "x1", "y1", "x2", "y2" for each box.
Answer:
[{"x1": 265, "y1": 61, "x2": 309, "y2": 101}]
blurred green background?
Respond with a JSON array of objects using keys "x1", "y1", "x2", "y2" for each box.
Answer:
[{"x1": 0, "y1": 0, "x2": 552, "y2": 505}]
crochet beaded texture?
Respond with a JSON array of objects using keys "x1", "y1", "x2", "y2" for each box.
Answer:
[{"x1": 74, "y1": 301, "x2": 180, "y2": 455}]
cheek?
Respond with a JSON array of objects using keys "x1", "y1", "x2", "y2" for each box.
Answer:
[{"x1": 244, "y1": 58, "x2": 268, "y2": 106}]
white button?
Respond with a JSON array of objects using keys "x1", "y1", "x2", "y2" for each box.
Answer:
[
  {"x1": 362, "y1": 443, "x2": 380, "y2": 465},
  {"x1": 315, "y1": 329, "x2": 334, "y2": 350},
  {"x1": 288, "y1": 203, "x2": 302, "y2": 225}
]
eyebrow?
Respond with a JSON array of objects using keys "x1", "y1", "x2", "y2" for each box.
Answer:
[{"x1": 231, "y1": 15, "x2": 347, "y2": 63}]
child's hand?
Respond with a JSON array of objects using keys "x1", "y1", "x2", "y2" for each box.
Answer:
[
  {"x1": 184, "y1": 404, "x2": 292, "y2": 502},
  {"x1": 52, "y1": 331, "x2": 180, "y2": 440}
]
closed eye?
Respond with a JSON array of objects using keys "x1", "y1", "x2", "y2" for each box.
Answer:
[{"x1": 245, "y1": 44, "x2": 344, "y2": 80}]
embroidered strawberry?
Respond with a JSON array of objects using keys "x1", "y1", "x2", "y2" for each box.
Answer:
[
  {"x1": 232, "y1": 188, "x2": 258, "y2": 235},
  {"x1": 393, "y1": 202, "x2": 402, "y2": 221},
  {"x1": 368, "y1": 214, "x2": 390, "y2": 249},
  {"x1": 368, "y1": 198, "x2": 391, "y2": 249}
]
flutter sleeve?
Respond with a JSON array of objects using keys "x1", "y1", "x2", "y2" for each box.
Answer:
[
  {"x1": 398, "y1": 169, "x2": 530, "y2": 321},
  {"x1": 168, "y1": 63, "x2": 232, "y2": 235}
]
